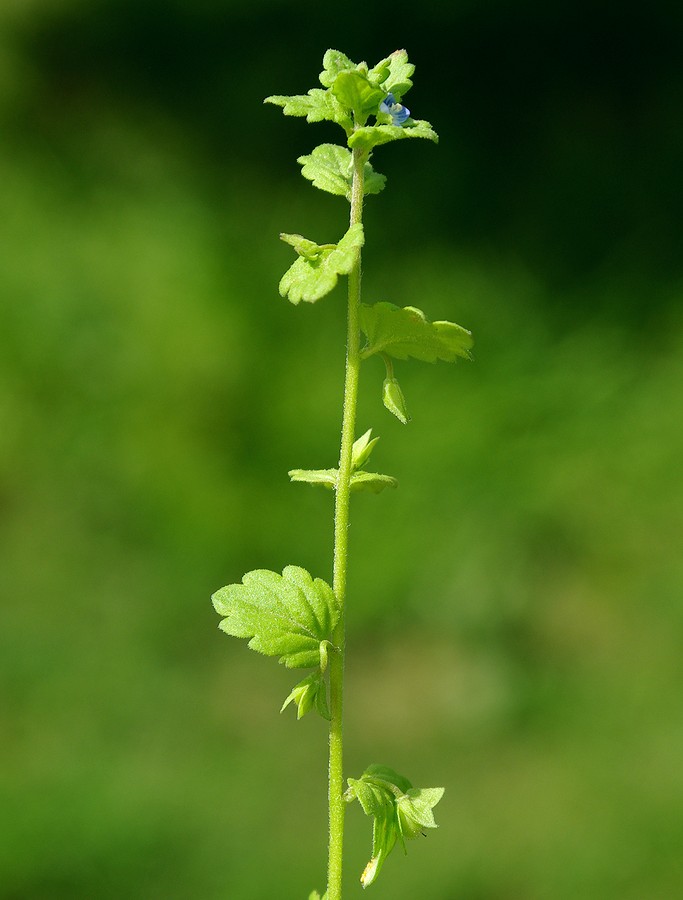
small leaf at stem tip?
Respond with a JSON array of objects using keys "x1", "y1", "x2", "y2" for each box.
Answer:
[
  {"x1": 319, "y1": 49, "x2": 357, "y2": 87},
  {"x1": 376, "y1": 49, "x2": 415, "y2": 100},
  {"x1": 308, "y1": 892, "x2": 329, "y2": 900},
  {"x1": 351, "y1": 428, "x2": 380, "y2": 470},
  {"x1": 361, "y1": 302, "x2": 473, "y2": 363},
  {"x1": 320, "y1": 48, "x2": 414, "y2": 99},
  {"x1": 332, "y1": 70, "x2": 386, "y2": 126},
  {"x1": 382, "y1": 376, "x2": 410, "y2": 424}
]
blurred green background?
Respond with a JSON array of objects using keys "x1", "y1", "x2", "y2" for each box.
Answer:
[{"x1": 2, "y1": 2, "x2": 682, "y2": 898}]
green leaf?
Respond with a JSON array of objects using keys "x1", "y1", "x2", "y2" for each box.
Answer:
[
  {"x1": 368, "y1": 57, "x2": 391, "y2": 86},
  {"x1": 350, "y1": 471, "x2": 398, "y2": 494},
  {"x1": 332, "y1": 71, "x2": 386, "y2": 125},
  {"x1": 297, "y1": 144, "x2": 386, "y2": 200},
  {"x1": 351, "y1": 428, "x2": 380, "y2": 470},
  {"x1": 348, "y1": 118, "x2": 438, "y2": 153},
  {"x1": 361, "y1": 302, "x2": 473, "y2": 363},
  {"x1": 289, "y1": 467, "x2": 397, "y2": 495},
  {"x1": 298, "y1": 144, "x2": 350, "y2": 198},
  {"x1": 382, "y1": 376, "x2": 410, "y2": 424},
  {"x1": 288, "y1": 468, "x2": 338, "y2": 490},
  {"x1": 281, "y1": 671, "x2": 330, "y2": 720},
  {"x1": 265, "y1": 89, "x2": 352, "y2": 132},
  {"x1": 363, "y1": 164, "x2": 388, "y2": 196},
  {"x1": 319, "y1": 49, "x2": 356, "y2": 87},
  {"x1": 289, "y1": 428, "x2": 396, "y2": 493},
  {"x1": 370, "y1": 49, "x2": 414, "y2": 100},
  {"x1": 383, "y1": 49, "x2": 415, "y2": 100},
  {"x1": 212, "y1": 566, "x2": 340, "y2": 668},
  {"x1": 279, "y1": 224, "x2": 364, "y2": 304}
]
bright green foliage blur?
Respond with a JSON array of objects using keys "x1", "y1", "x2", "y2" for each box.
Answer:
[{"x1": 1, "y1": 2, "x2": 682, "y2": 899}]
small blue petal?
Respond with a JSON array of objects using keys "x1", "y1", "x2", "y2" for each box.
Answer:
[
  {"x1": 379, "y1": 92, "x2": 411, "y2": 127},
  {"x1": 392, "y1": 105, "x2": 410, "y2": 125}
]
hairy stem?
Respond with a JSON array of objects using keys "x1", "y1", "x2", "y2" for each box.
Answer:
[{"x1": 327, "y1": 145, "x2": 366, "y2": 900}]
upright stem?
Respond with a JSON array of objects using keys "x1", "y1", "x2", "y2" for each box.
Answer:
[{"x1": 327, "y1": 146, "x2": 366, "y2": 900}]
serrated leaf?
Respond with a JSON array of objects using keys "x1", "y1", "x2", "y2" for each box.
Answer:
[
  {"x1": 265, "y1": 89, "x2": 352, "y2": 131},
  {"x1": 361, "y1": 302, "x2": 473, "y2": 363},
  {"x1": 279, "y1": 257, "x2": 337, "y2": 304},
  {"x1": 298, "y1": 144, "x2": 350, "y2": 197},
  {"x1": 212, "y1": 566, "x2": 339, "y2": 668},
  {"x1": 279, "y1": 224, "x2": 364, "y2": 304},
  {"x1": 348, "y1": 118, "x2": 438, "y2": 153},
  {"x1": 363, "y1": 164, "x2": 387, "y2": 196},
  {"x1": 328, "y1": 222, "x2": 364, "y2": 268},
  {"x1": 332, "y1": 71, "x2": 386, "y2": 125},
  {"x1": 319, "y1": 49, "x2": 356, "y2": 87},
  {"x1": 289, "y1": 468, "x2": 338, "y2": 490},
  {"x1": 370, "y1": 49, "x2": 414, "y2": 100},
  {"x1": 280, "y1": 566, "x2": 338, "y2": 640},
  {"x1": 350, "y1": 471, "x2": 398, "y2": 494},
  {"x1": 297, "y1": 144, "x2": 386, "y2": 200}
]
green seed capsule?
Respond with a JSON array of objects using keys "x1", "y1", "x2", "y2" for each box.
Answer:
[{"x1": 382, "y1": 377, "x2": 410, "y2": 424}]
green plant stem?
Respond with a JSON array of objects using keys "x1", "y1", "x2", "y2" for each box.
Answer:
[{"x1": 327, "y1": 145, "x2": 366, "y2": 900}]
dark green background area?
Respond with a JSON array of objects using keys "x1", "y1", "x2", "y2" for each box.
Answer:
[{"x1": 1, "y1": 2, "x2": 682, "y2": 898}]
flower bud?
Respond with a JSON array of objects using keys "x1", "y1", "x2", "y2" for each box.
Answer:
[
  {"x1": 351, "y1": 428, "x2": 380, "y2": 470},
  {"x1": 280, "y1": 672, "x2": 329, "y2": 720}
]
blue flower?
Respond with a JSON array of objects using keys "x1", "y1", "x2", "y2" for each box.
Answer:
[{"x1": 379, "y1": 92, "x2": 410, "y2": 126}]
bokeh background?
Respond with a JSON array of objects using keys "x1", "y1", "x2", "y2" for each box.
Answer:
[{"x1": 2, "y1": 2, "x2": 682, "y2": 898}]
